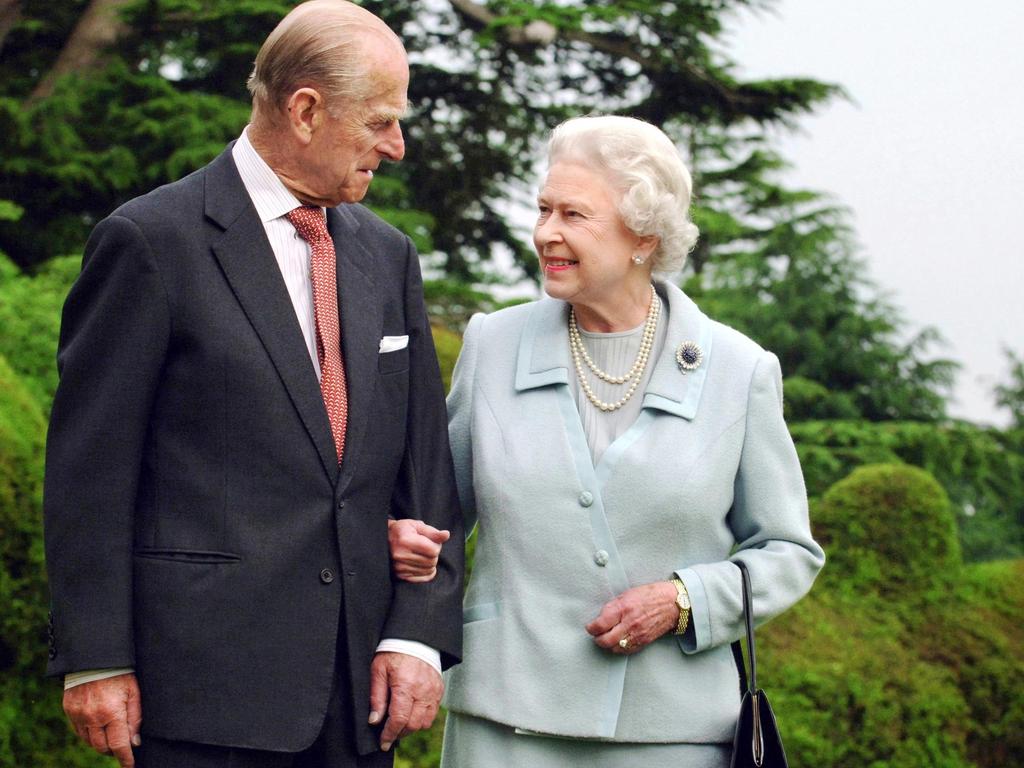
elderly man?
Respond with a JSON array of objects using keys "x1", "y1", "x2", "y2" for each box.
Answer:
[{"x1": 42, "y1": 2, "x2": 463, "y2": 766}]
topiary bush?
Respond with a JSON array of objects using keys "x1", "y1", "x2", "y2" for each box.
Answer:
[{"x1": 815, "y1": 463, "x2": 961, "y2": 600}]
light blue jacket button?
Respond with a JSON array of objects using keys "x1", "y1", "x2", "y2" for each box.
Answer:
[
  {"x1": 578, "y1": 491, "x2": 594, "y2": 507},
  {"x1": 593, "y1": 550, "x2": 609, "y2": 566}
]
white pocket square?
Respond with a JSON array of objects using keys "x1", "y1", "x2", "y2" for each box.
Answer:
[{"x1": 378, "y1": 335, "x2": 409, "y2": 354}]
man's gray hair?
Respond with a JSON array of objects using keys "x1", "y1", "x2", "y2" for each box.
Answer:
[
  {"x1": 247, "y1": 0, "x2": 403, "y2": 118},
  {"x1": 547, "y1": 115, "x2": 700, "y2": 276}
]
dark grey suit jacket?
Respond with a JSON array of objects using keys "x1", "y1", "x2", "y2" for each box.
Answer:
[{"x1": 43, "y1": 146, "x2": 464, "y2": 755}]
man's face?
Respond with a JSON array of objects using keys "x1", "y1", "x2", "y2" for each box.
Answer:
[{"x1": 305, "y1": 44, "x2": 409, "y2": 205}]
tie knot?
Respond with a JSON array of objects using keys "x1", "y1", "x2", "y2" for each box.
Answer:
[{"x1": 287, "y1": 206, "x2": 330, "y2": 244}]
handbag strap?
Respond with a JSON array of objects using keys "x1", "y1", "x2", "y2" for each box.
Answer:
[{"x1": 731, "y1": 559, "x2": 757, "y2": 694}]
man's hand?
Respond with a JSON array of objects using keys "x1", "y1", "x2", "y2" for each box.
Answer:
[
  {"x1": 63, "y1": 673, "x2": 142, "y2": 768},
  {"x1": 388, "y1": 519, "x2": 449, "y2": 582},
  {"x1": 368, "y1": 652, "x2": 444, "y2": 751}
]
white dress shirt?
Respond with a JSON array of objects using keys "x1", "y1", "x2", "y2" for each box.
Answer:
[{"x1": 65, "y1": 129, "x2": 440, "y2": 689}]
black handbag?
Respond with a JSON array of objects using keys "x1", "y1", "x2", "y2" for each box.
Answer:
[{"x1": 729, "y1": 560, "x2": 789, "y2": 768}]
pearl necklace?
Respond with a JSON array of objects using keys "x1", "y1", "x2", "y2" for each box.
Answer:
[{"x1": 568, "y1": 285, "x2": 660, "y2": 412}]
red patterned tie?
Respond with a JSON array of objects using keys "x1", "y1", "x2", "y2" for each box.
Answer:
[{"x1": 287, "y1": 206, "x2": 348, "y2": 464}]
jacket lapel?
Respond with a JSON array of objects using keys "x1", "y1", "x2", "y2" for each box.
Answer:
[
  {"x1": 514, "y1": 297, "x2": 570, "y2": 391},
  {"x1": 328, "y1": 206, "x2": 382, "y2": 496},
  {"x1": 204, "y1": 149, "x2": 339, "y2": 482},
  {"x1": 642, "y1": 281, "x2": 713, "y2": 419}
]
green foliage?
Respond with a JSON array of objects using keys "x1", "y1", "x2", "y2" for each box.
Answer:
[
  {"x1": 783, "y1": 375, "x2": 859, "y2": 421},
  {"x1": 757, "y1": 465, "x2": 1024, "y2": 768},
  {"x1": 791, "y1": 420, "x2": 1024, "y2": 562},
  {"x1": 430, "y1": 325, "x2": 463, "y2": 393},
  {"x1": 814, "y1": 464, "x2": 960, "y2": 600},
  {"x1": 396, "y1": 721, "x2": 445, "y2": 768},
  {"x1": 0, "y1": 200, "x2": 23, "y2": 222},
  {"x1": 423, "y1": 277, "x2": 531, "y2": 332},
  {"x1": 0, "y1": 355, "x2": 104, "y2": 767},
  {"x1": 0, "y1": 64, "x2": 250, "y2": 266},
  {"x1": 0, "y1": 253, "x2": 79, "y2": 412},
  {"x1": 0, "y1": 356, "x2": 45, "y2": 672},
  {"x1": 994, "y1": 347, "x2": 1024, "y2": 429}
]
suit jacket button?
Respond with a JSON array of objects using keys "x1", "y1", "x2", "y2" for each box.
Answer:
[
  {"x1": 319, "y1": 568, "x2": 335, "y2": 584},
  {"x1": 578, "y1": 491, "x2": 594, "y2": 507},
  {"x1": 593, "y1": 550, "x2": 609, "y2": 566}
]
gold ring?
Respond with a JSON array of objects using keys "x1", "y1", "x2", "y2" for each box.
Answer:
[{"x1": 618, "y1": 635, "x2": 631, "y2": 650}]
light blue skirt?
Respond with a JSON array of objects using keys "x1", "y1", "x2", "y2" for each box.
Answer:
[{"x1": 440, "y1": 712, "x2": 732, "y2": 768}]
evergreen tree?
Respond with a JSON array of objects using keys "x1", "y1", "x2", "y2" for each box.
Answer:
[
  {"x1": 0, "y1": 0, "x2": 838, "y2": 273},
  {"x1": 994, "y1": 348, "x2": 1024, "y2": 429},
  {"x1": 681, "y1": 126, "x2": 956, "y2": 421}
]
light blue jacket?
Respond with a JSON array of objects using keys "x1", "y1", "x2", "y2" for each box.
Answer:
[{"x1": 443, "y1": 281, "x2": 824, "y2": 743}]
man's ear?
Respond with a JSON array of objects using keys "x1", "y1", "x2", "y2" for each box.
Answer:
[{"x1": 285, "y1": 87, "x2": 325, "y2": 144}]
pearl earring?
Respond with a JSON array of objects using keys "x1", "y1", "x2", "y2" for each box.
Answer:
[{"x1": 633, "y1": 255, "x2": 645, "y2": 265}]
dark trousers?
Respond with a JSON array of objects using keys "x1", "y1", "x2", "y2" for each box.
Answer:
[
  {"x1": 136, "y1": 678, "x2": 394, "y2": 768},
  {"x1": 137, "y1": 608, "x2": 393, "y2": 768}
]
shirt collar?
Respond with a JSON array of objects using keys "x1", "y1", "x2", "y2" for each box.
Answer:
[{"x1": 232, "y1": 126, "x2": 319, "y2": 223}]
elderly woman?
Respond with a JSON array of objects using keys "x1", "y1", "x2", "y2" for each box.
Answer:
[{"x1": 389, "y1": 115, "x2": 824, "y2": 767}]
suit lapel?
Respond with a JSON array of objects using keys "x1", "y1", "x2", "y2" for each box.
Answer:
[
  {"x1": 204, "y1": 149, "x2": 339, "y2": 482},
  {"x1": 328, "y1": 206, "x2": 382, "y2": 496}
]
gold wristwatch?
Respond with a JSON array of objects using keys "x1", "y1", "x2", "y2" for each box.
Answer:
[{"x1": 670, "y1": 577, "x2": 691, "y2": 636}]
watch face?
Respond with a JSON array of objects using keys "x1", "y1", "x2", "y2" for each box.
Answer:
[{"x1": 674, "y1": 581, "x2": 690, "y2": 610}]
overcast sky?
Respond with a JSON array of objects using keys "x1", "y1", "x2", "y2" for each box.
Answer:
[{"x1": 720, "y1": 0, "x2": 1023, "y2": 425}]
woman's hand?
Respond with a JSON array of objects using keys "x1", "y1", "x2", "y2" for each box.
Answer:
[
  {"x1": 387, "y1": 518, "x2": 450, "y2": 582},
  {"x1": 585, "y1": 581, "x2": 679, "y2": 655}
]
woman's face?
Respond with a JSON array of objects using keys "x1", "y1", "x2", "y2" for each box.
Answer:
[{"x1": 534, "y1": 162, "x2": 650, "y2": 314}]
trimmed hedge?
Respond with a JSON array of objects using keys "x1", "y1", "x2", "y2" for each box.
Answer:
[
  {"x1": 814, "y1": 464, "x2": 960, "y2": 599},
  {"x1": 757, "y1": 464, "x2": 1023, "y2": 768}
]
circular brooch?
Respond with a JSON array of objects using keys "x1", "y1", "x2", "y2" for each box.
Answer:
[{"x1": 675, "y1": 341, "x2": 704, "y2": 372}]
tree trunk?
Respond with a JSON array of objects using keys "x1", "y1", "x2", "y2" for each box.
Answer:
[
  {"x1": 29, "y1": 0, "x2": 132, "y2": 102},
  {"x1": 0, "y1": 0, "x2": 21, "y2": 57}
]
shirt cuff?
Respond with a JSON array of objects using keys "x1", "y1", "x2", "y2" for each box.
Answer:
[
  {"x1": 64, "y1": 668, "x2": 135, "y2": 690},
  {"x1": 375, "y1": 639, "x2": 442, "y2": 675}
]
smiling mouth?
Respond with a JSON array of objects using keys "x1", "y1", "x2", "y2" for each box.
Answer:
[{"x1": 544, "y1": 258, "x2": 577, "y2": 272}]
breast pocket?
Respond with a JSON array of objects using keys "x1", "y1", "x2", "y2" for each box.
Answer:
[{"x1": 378, "y1": 347, "x2": 410, "y2": 375}]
